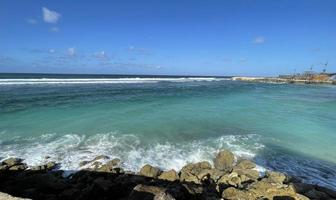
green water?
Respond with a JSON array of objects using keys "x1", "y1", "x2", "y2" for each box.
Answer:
[{"x1": 0, "y1": 76, "x2": 335, "y2": 189}]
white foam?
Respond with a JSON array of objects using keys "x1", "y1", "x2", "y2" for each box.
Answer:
[
  {"x1": 0, "y1": 77, "x2": 229, "y2": 85},
  {"x1": 0, "y1": 133, "x2": 262, "y2": 172}
]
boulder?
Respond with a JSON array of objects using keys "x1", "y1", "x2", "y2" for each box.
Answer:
[
  {"x1": 265, "y1": 171, "x2": 287, "y2": 184},
  {"x1": 2, "y1": 158, "x2": 23, "y2": 167},
  {"x1": 128, "y1": 184, "x2": 166, "y2": 200},
  {"x1": 154, "y1": 191, "x2": 176, "y2": 200},
  {"x1": 232, "y1": 168, "x2": 259, "y2": 182},
  {"x1": 179, "y1": 161, "x2": 212, "y2": 184},
  {"x1": 213, "y1": 150, "x2": 234, "y2": 172},
  {"x1": 196, "y1": 168, "x2": 224, "y2": 182},
  {"x1": 139, "y1": 164, "x2": 162, "y2": 178},
  {"x1": 235, "y1": 159, "x2": 256, "y2": 170},
  {"x1": 8, "y1": 164, "x2": 27, "y2": 171},
  {"x1": 222, "y1": 187, "x2": 251, "y2": 200},
  {"x1": 158, "y1": 169, "x2": 179, "y2": 181},
  {"x1": 0, "y1": 192, "x2": 32, "y2": 200},
  {"x1": 92, "y1": 155, "x2": 110, "y2": 162}
]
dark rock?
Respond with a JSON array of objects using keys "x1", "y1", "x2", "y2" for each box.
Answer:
[
  {"x1": 213, "y1": 150, "x2": 234, "y2": 172},
  {"x1": 139, "y1": 164, "x2": 162, "y2": 178},
  {"x1": 128, "y1": 184, "x2": 166, "y2": 200},
  {"x1": 154, "y1": 191, "x2": 176, "y2": 200}
]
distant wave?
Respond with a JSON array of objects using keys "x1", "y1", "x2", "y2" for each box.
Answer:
[{"x1": 0, "y1": 77, "x2": 230, "y2": 85}]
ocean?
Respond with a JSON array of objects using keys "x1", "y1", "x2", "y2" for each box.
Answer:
[{"x1": 0, "y1": 73, "x2": 335, "y2": 189}]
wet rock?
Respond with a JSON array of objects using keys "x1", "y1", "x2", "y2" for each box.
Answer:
[
  {"x1": 235, "y1": 159, "x2": 256, "y2": 170},
  {"x1": 92, "y1": 155, "x2": 110, "y2": 162},
  {"x1": 213, "y1": 150, "x2": 234, "y2": 172},
  {"x1": 140, "y1": 164, "x2": 162, "y2": 178},
  {"x1": 265, "y1": 171, "x2": 287, "y2": 184},
  {"x1": 129, "y1": 184, "x2": 166, "y2": 200},
  {"x1": 30, "y1": 161, "x2": 57, "y2": 171},
  {"x1": 179, "y1": 161, "x2": 212, "y2": 184},
  {"x1": 2, "y1": 158, "x2": 23, "y2": 167},
  {"x1": 9, "y1": 163, "x2": 27, "y2": 171},
  {"x1": 158, "y1": 169, "x2": 179, "y2": 181},
  {"x1": 79, "y1": 160, "x2": 90, "y2": 167}
]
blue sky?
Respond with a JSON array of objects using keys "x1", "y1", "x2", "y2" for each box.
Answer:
[{"x1": 0, "y1": 0, "x2": 335, "y2": 76}]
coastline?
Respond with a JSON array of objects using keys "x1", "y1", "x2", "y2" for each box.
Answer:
[
  {"x1": 1, "y1": 150, "x2": 335, "y2": 200},
  {"x1": 231, "y1": 76, "x2": 336, "y2": 85}
]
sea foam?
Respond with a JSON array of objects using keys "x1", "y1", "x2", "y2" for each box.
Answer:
[{"x1": 0, "y1": 77, "x2": 229, "y2": 85}]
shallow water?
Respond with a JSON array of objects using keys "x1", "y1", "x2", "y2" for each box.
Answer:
[{"x1": 0, "y1": 75, "x2": 335, "y2": 189}]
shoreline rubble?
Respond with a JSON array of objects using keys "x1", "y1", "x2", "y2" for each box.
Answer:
[{"x1": 0, "y1": 150, "x2": 335, "y2": 200}]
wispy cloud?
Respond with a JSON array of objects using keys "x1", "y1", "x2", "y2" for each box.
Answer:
[
  {"x1": 252, "y1": 36, "x2": 265, "y2": 44},
  {"x1": 42, "y1": 7, "x2": 61, "y2": 23},
  {"x1": 26, "y1": 18, "x2": 37, "y2": 25},
  {"x1": 49, "y1": 27, "x2": 60, "y2": 32},
  {"x1": 67, "y1": 47, "x2": 76, "y2": 57},
  {"x1": 127, "y1": 46, "x2": 152, "y2": 55},
  {"x1": 240, "y1": 58, "x2": 248, "y2": 63}
]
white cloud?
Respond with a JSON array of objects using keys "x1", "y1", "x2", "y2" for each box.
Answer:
[
  {"x1": 49, "y1": 49, "x2": 56, "y2": 53},
  {"x1": 49, "y1": 27, "x2": 59, "y2": 32},
  {"x1": 42, "y1": 7, "x2": 61, "y2": 23},
  {"x1": 95, "y1": 51, "x2": 107, "y2": 58},
  {"x1": 26, "y1": 18, "x2": 37, "y2": 25},
  {"x1": 67, "y1": 47, "x2": 76, "y2": 56},
  {"x1": 252, "y1": 36, "x2": 265, "y2": 44}
]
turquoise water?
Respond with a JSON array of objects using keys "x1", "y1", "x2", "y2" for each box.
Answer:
[{"x1": 0, "y1": 75, "x2": 336, "y2": 189}]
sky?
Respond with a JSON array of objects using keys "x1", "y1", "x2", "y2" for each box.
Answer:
[{"x1": 0, "y1": 0, "x2": 335, "y2": 76}]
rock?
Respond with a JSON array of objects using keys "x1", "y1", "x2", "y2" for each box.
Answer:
[
  {"x1": 217, "y1": 172, "x2": 242, "y2": 187},
  {"x1": 232, "y1": 168, "x2": 260, "y2": 182},
  {"x1": 92, "y1": 155, "x2": 110, "y2": 162},
  {"x1": 222, "y1": 187, "x2": 251, "y2": 200},
  {"x1": 213, "y1": 150, "x2": 234, "y2": 172},
  {"x1": 129, "y1": 184, "x2": 166, "y2": 200},
  {"x1": 2, "y1": 158, "x2": 23, "y2": 167},
  {"x1": 0, "y1": 164, "x2": 8, "y2": 170},
  {"x1": 46, "y1": 161, "x2": 57, "y2": 170},
  {"x1": 139, "y1": 164, "x2": 162, "y2": 178},
  {"x1": 266, "y1": 171, "x2": 287, "y2": 184},
  {"x1": 8, "y1": 163, "x2": 27, "y2": 171},
  {"x1": 154, "y1": 191, "x2": 176, "y2": 200},
  {"x1": 235, "y1": 159, "x2": 256, "y2": 170},
  {"x1": 79, "y1": 160, "x2": 90, "y2": 167},
  {"x1": 158, "y1": 169, "x2": 179, "y2": 181},
  {"x1": 179, "y1": 161, "x2": 212, "y2": 184},
  {"x1": 0, "y1": 192, "x2": 32, "y2": 200}
]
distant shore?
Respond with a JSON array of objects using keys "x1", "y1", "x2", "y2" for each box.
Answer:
[
  {"x1": 231, "y1": 76, "x2": 336, "y2": 85},
  {"x1": 1, "y1": 150, "x2": 335, "y2": 200}
]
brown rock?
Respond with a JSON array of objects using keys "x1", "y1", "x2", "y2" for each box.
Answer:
[
  {"x1": 139, "y1": 164, "x2": 162, "y2": 178},
  {"x1": 222, "y1": 187, "x2": 251, "y2": 200},
  {"x1": 154, "y1": 191, "x2": 176, "y2": 200},
  {"x1": 0, "y1": 192, "x2": 32, "y2": 200},
  {"x1": 179, "y1": 161, "x2": 212, "y2": 183},
  {"x1": 265, "y1": 171, "x2": 287, "y2": 184},
  {"x1": 8, "y1": 163, "x2": 27, "y2": 171},
  {"x1": 214, "y1": 150, "x2": 234, "y2": 172},
  {"x1": 235, "y1": 159, "x2": 256, "y2": 170},
  {"x1": 158, "y1": 169, "x2": 179, "y2": 181},
  {"x1": 2, "y1": 158, "x2": 23, "y2": 167}
]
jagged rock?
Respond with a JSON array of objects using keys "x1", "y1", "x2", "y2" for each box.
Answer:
[
  {"x1": 217, "y1": 172, "x2": 242, "y2": 187},
  {"x1": 154, "y1": 191, "x2": 176, "y2": 200},
  {"x1": 214, "y1": 150, "x2": 234, "y2": 172},
  {"x1": 0, "y1": 164, "x2": 8, "y2": 170},
  {"x1": 2, "y1": 158, "x2": 23, "y2": 167},
  {"x1": 222, "y1": 187, "x2": 251, "y2": 200},
  {"x1": 30, "y1": 161, "x2": 57, "y2": 171},
  {"x1": 158, "y1": 169, "x2": 179, "y2": 181},
  {"x1": 129, "y1": 184, "x2": 166, "y2": 200},
  {"x1": 265, "y1": 171, "x2": 287, "y2": 184},
  {"x1": 140, "y1": 164, "x2": 162, "y2": 178},
  {"x1": 9, "y1": 163, "x2": 27, "y2": 171},
  {"x1": 0, "y1": 192, "x2": 32, "y2": 200},
  {"x1": 232, "y1": 168, "x2": 260, "y2": 182},
  {"x1": 235, "y1": 159, "x2": 256, "y2": 170},
  {"x1": 92, "y1": 155, "x2": 110, "y2": 162},
  {"x1": 179, "y1": 161, "x2": 212, "y2": 184},
  {"x1": 79, "y1": 160, "x2": 90, "y2": 167},
  {"x1": 196, "y1": 168, "x2": 225, "y2": 182}
]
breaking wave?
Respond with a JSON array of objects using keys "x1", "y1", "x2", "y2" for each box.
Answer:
[{"x1": 0, "y1": 77, "x2": 229, "y2": 85}]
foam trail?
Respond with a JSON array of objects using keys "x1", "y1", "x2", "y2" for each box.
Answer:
[{"x1": 0, "y1": 77, "x2": 229, "y2": 85}]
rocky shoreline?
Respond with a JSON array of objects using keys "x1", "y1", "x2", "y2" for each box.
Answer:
[{"x1": 0, "y1": 150, "x2": 335, "y2": 200}]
